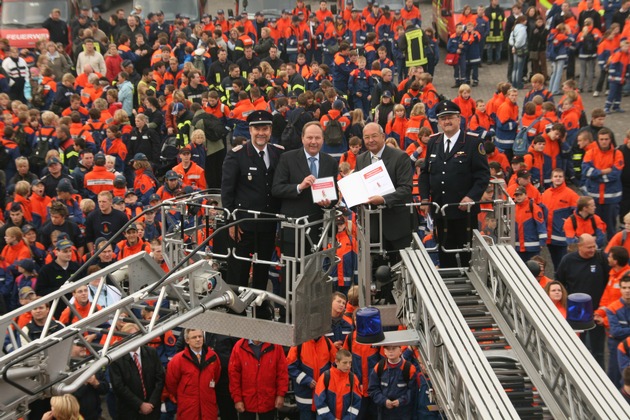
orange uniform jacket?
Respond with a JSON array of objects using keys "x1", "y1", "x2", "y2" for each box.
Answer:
[{"x1": 172, "y1": 161, "x2": 207, "y2": 190}]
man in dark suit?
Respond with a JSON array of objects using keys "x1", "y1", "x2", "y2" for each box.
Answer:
[
  {"x1": 109, "y1": 324, "x2": 165, "y2": 420},
  {"x1": 221, "y1": 110, "x2": 284, "y2": 289},
  {"x1": 272, "y1": 121, "x2": 339, "y2": 256},
  {"x1": 419, "y1": 101, "x2": 490, "y2": 268},
  {"x1": 355, "y1": 122, "x2": 415, "y2": 253}
]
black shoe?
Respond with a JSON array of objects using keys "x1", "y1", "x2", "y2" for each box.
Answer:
[
  {"x1": 472, "y1": 81, "x2": 479, "y2": 87},
  {"x1": 451, "y1": 84, "x2": 460, "y2": 88}
]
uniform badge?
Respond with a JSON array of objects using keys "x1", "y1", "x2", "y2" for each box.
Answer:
[
  {"x1": 478, "y1": 143, "x2": 486, "y2": 155},
  {"x1": 247, "y1": 173, "x2": 252, "y2": 181}
]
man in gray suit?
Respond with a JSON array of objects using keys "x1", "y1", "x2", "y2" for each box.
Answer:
[{"x1": 355, "y1": 122, "x2": 414, "y2": 253}]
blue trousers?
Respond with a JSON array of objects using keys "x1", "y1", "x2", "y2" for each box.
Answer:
[
  {"x1": 608, "y1": 337, "x2": 622, "y2": 387},
  {"x1": 549, "y1": 59, "x2": 565, "y2": 94},
  {"x1": 488, "y1": 42, "x2": 502, "y2": 63},
  {"x1": 596, "y1": 202, "x2": 620, "y2": 240},
  {"x1": 454, "y1": 58, "x2": 466, "y2": 85},
  {"x1": 605, "y1": 81, "x2": 623, "y2": 111}
]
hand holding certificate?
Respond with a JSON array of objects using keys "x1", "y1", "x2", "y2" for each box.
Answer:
[
  {"x1": 311, "y1": 177, "x2": 338, "y2": 203},
  {"x1": 338, "y1": 160, "x2": 395, "y2": 208}
]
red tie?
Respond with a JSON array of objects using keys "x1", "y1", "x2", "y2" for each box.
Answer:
[{"x1": 133, "y1": 352, "x2": 147, "y2": 399}]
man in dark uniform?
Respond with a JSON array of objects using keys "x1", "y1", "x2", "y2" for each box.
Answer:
[
  {"x1": 221, "y1": 110, "x2": 284, "y2": 289},
  {"x1": 419, "y1": 101, "x2": 490, "y2": 268}
]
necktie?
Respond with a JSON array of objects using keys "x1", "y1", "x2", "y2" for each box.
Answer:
[
  {"x1": 372, "y1": 155, "x2": 380, "y2": 164},
  {"x1": 133, "y1": 353, "x2": 147, "y2": 399},
  {"x1": 196, "y1": 353, "x2": 202, "y2": 363},
  {"x1": 445, "y1": 138, "x2": 451, "y2": 154},
  {"x1": 259, "y1": 150, "x2": 268, "y2": 169},
  {"x1": 309, "y1": 156, "x2": 318, "y2": 178}
]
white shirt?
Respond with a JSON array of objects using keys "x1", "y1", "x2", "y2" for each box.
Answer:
[{"x1": 444, "y1": 130, "x2": 461, "y2": 154}]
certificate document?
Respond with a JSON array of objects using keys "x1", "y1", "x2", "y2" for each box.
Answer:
[
  {"x1": 338, "y1": 160, "x2": 395, "y2": 207},
  {"x1": 312, "y1": 177, "x2": 338, "y2": 203}
]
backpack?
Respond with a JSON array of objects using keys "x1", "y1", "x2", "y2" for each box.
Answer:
[
  {"x1": 281, "y1": 109, "x2": 306, "y2": 150},
  {"x1": 375, "y1": 359, "x2": 413, "y2": 382},
  {"x1": 322, "y1": 366, "x2": 355, "y2": 391},
  {"x1": 157, "y1": 136, "x2": 179, "y2": 177},
  {"x1": 0, "y1": 143, "x2": 9, "y2": 169},
  {"x1": 13, "y1": 124, "x2": 30, "y2": 156},
  {"x1": 570, "y1": 213, "x2": 597, "y2": 234},
  {"x1": 582, "y1": 32, "x2": 597, "y2": 56},
  {"x1": 85, "y1": 123, "x2": 107, "y2": 145},
  {"x1": 428, "y1": 89, "x2": 447, "y2": 103},
  {"x1": 30, "y1": 131, "x2": 51, "y2": 169},
  {"x1": 513, "y1": 116, "x2": 542, "y2": 156},
  {"x1": 193, "y1": 113, "x2": 228, "y2": 143},
  {"x1": 324, "y1": 115, "x2": 344, "y2": 147}
]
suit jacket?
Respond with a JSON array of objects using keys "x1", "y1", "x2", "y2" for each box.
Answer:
[
  {"x1": 356, "y1": 145, "x2": 414, "y2": 242},
  {"x1": 221, "y1": 141, "x2": 284, "y2": 232},
  {"x1": 272, "y1": 148, "x2": 338, "y2": 220},
  {"x1": 110, "y1": 345, "x2": 165, "y2": 420},
  {"x1": 418, "y1": 131, "x2": 490, "y2": 219}
]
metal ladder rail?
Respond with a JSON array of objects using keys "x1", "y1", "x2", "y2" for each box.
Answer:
[
  {"x1": 400, "y1": 244, "x2": 519, "y2": 419},
  {"x1": 469, "y1": 230, "x2": 630, "y2": 419}
]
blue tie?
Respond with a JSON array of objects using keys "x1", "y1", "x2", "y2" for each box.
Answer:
[{"x1": 309, "y1": 156, "x2": 318, "y2": 178}]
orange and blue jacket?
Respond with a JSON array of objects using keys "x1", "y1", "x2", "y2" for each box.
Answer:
[
  {"x1": 314, "y1": 367, "x2": 362, "y2": 420},
  {"x1": 333, "y1": 229, "x2": 358, "y2": 288},
  {"x1": 563, "y1": 210, "x2": 607, "y2": 248},
  {"x1": 452, "y1": 95, "x2": 476, "y2": 125},
  {"x1": 606, "y1": 229, "x2": 630, "y2": 255},
  {"x1": 595, "y1": 266, "x2": 630, "y2": 329},
  {"x1": 287, "y1": 336, "x2": 337, "y2": 411},
  {"x1": 541, "y1": 182, "x2": 579, "y2": 245},
  {"x1": 514, "y1": 198, "x2": 547, "y2": 252},
  {"x1": 403, "y1": 115, "x2": 432, "y2": 150},
  {"x1": 343, "y1": 330, "x2": 384, "y2": 397},
  {"x1": 469, "y1": 109, "x2": 495, "y2": 141},
  {"x1": 523, "y1": 144, "x2": 551, "y2": 188},
  {"x1": 385, "y1": 116, "x2": 408, "y2": 149},
  {"x1": 582, "y1": 145, "x2": 624, "y2": 205},
  {"x1": 605, "y1": 297, "x2": 630, "y2": 341}
]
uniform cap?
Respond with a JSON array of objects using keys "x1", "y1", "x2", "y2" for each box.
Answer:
[
  {"x1": 125, "y1": 223, "x2": 138, "y2": 232},
  {"x1": 156, "y1": 10, "x2": 164, "y2": 16},
  {"x1": 382, "y1": 5, "x2": 390, "y2": 11},
  {"x1": 18, "y1": 286, "x2": 36, "y2": 300},
  {"x1": 352, "y1": 8, "x2": 361, "y2": 12},
  {"x1": 325, "y1": 16, "x2": 333, "y2": 21},
  {"x1": 382, "y1": 90, "x2": 392, "y2": 98},
  {"x1": 165, "y1": 170, "x2": 180, "y2": 180},
  {"x1": 282, "y1": 9, "x2": 291, "y2": 14},
  {"x1": 149, "y1": 193, "x2": 161, "y2": 202},
  {"x1": 346, "y1": 0, "x2": 353, "y2": 4},
  {"x1": 21, "y1": 224, "x2": 36, "y2": 234},
  {"x1": 114, "y1": 175, "x2": 126, "y2": 187},
  {"x1": 47, "y1": 157, "x2": 61, "y2": 166},
  {"x1": 247, "y1": 110, "x2": 274, "y2": 126},
  {"x1": 511, "y1": 155, "x2": 524, "y2": 164},
  {"x1": 112, "y1": 196, "x2": 124, "y2": 205},
  {"x1": 171, "y1": 102, "x2": 185, "y2": 114},
  {"x1": 514, "y1": 186, "x2": 527, "y2": 195},
  {"x1": 57, "y1": 178, "x2": 77, "y2": 194},
  {"x1": 122, "y1": 59, "x2": 133, "y2": 68},
  {"x1": 56, "y1": 239, "x2": 73, "y2": 250},
  {"x1": 291, "y1": 15, "x2": 301, "y2": 22},
  {"x1": 92, "y1": 6, "x2": 101, "y2": 13},
  {"x1": 255, "y1": 11, "x2": 264, "y2": 17},
  {"x1": 179, "y1": 146, "x2": 192, "y2": 154},
  {"x1": 125, "y1": 190, "x2": 136, "y2": 197},
  {"x1": 217, "y1": 9, "x2": 224, "y2": 14},
  {"x1": 180, "y1": 15, "x2": 190, "y2": 20},
  {"x1": 288, "y1": 91, "x2": 298, "y2": 99},
  {"x1": 94, "y1": 152, "x2": 106, "y2": 165},
  {"x1": 517, "y1": 169, "x2": 531, "y2": 178},
  {"x1": 31, "y1": 179, "x2": 44, "y2": 187},
  {"x1": 131, "y1": 152, "x2": 148, "y2": 162},
  {"x1": 435, "y1": 100, "x2": 461, "y2": 118},
  {"x1": 16, "y1": 259, "x2": 35, "y2": 273}
]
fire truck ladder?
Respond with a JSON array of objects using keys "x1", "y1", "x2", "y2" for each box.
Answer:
[
  {"x1": 0, "y1": 194, "x2": 340, "y2": 420},
  {"x1": 396, "y1": 231, "x2": 630, "y2": 419}
]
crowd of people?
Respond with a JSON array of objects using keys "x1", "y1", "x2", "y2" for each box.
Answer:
[{"x1": 0, "y1": 0, "x2": 629, "y2": 418}]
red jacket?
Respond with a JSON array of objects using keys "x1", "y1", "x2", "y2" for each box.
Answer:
[
  {"x1": 228, "y1": 339, "x2": 289, "y2": 413},
  {"x1": 165, "y1": 346, "x2": 221, "y2": 420}
]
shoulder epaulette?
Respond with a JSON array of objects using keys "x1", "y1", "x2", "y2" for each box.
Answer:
[
  {"x1": 232, "y1": 145, "x2": 243, "y2": 152},
  {"x1": 466, "y1": 131, "x2": 479, "y2": 137},
  {"x1": 271, "y1": 143, "x2": 285, "y2": 150},
  {"x1": 429, "y1": 132, "x2": 441, "y2": 138}
]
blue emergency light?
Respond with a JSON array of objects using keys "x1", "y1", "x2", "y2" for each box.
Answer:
[
  {"x1": 566, "y1": 293, "x2": 595, "y2": 331},
  {"x1": 355, "y1": 307, "x2": 385, "y2": 344}
]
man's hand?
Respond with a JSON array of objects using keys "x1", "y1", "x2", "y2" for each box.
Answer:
[
  {"x1": 333, "y1": 340, "x2": 343, "y2": 349},
  {"x1": 86, "y1": 375, "x2": 99, "y2": 387},
  {"x1": 229, "y1": 225, "x2": 243, "y2": 242},
  {"x1": 42, "y1": 412, "x2": 53, "y2": 420},
  {"x1": 366, "y1": 195, "x2": 385, "y2": 205},
  {"x1": 594, "y1": 313, "x2": 603, "y2": 325},
  {"x1": 139, "y1": 402, "x2": 154, "y2": 414},
  {"x1": 275, "y1": 396, "x2": 285, "y2": 409},
  {"x1": 167, "y1": 127, "x2": 174, "y2": 135},
  {"x1": 392, "y1": 399, "x2": 400, "y2": 407},
  {"x1": 235, "y1": 402, "x2": 245, "y2": 413},
  {"x1": 601, "y1": 168, "x2": 612, "y2": 175},
  {"x1": 385, "y1": 399, "x2": 395, "y2": 409},
  {"x1": 309, "y1": 379, "x2": 317, "y2": 389},
  {"x1": 316, "y1": 198, "x2": 332, "y2": 207},
  {"x1": 356, "y1": 92, "x2": 362, "y2": 97},
  {"x1": 299, "y1": 175, "x2": 317, "y2": 191},
  {"x1": 458, "y1": 196, "x2": 474, "y2": 212}
]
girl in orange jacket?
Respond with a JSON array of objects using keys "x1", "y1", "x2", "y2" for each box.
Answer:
[{"x1": 385, "y1": 104, "x2": 408, "y2": 149}]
